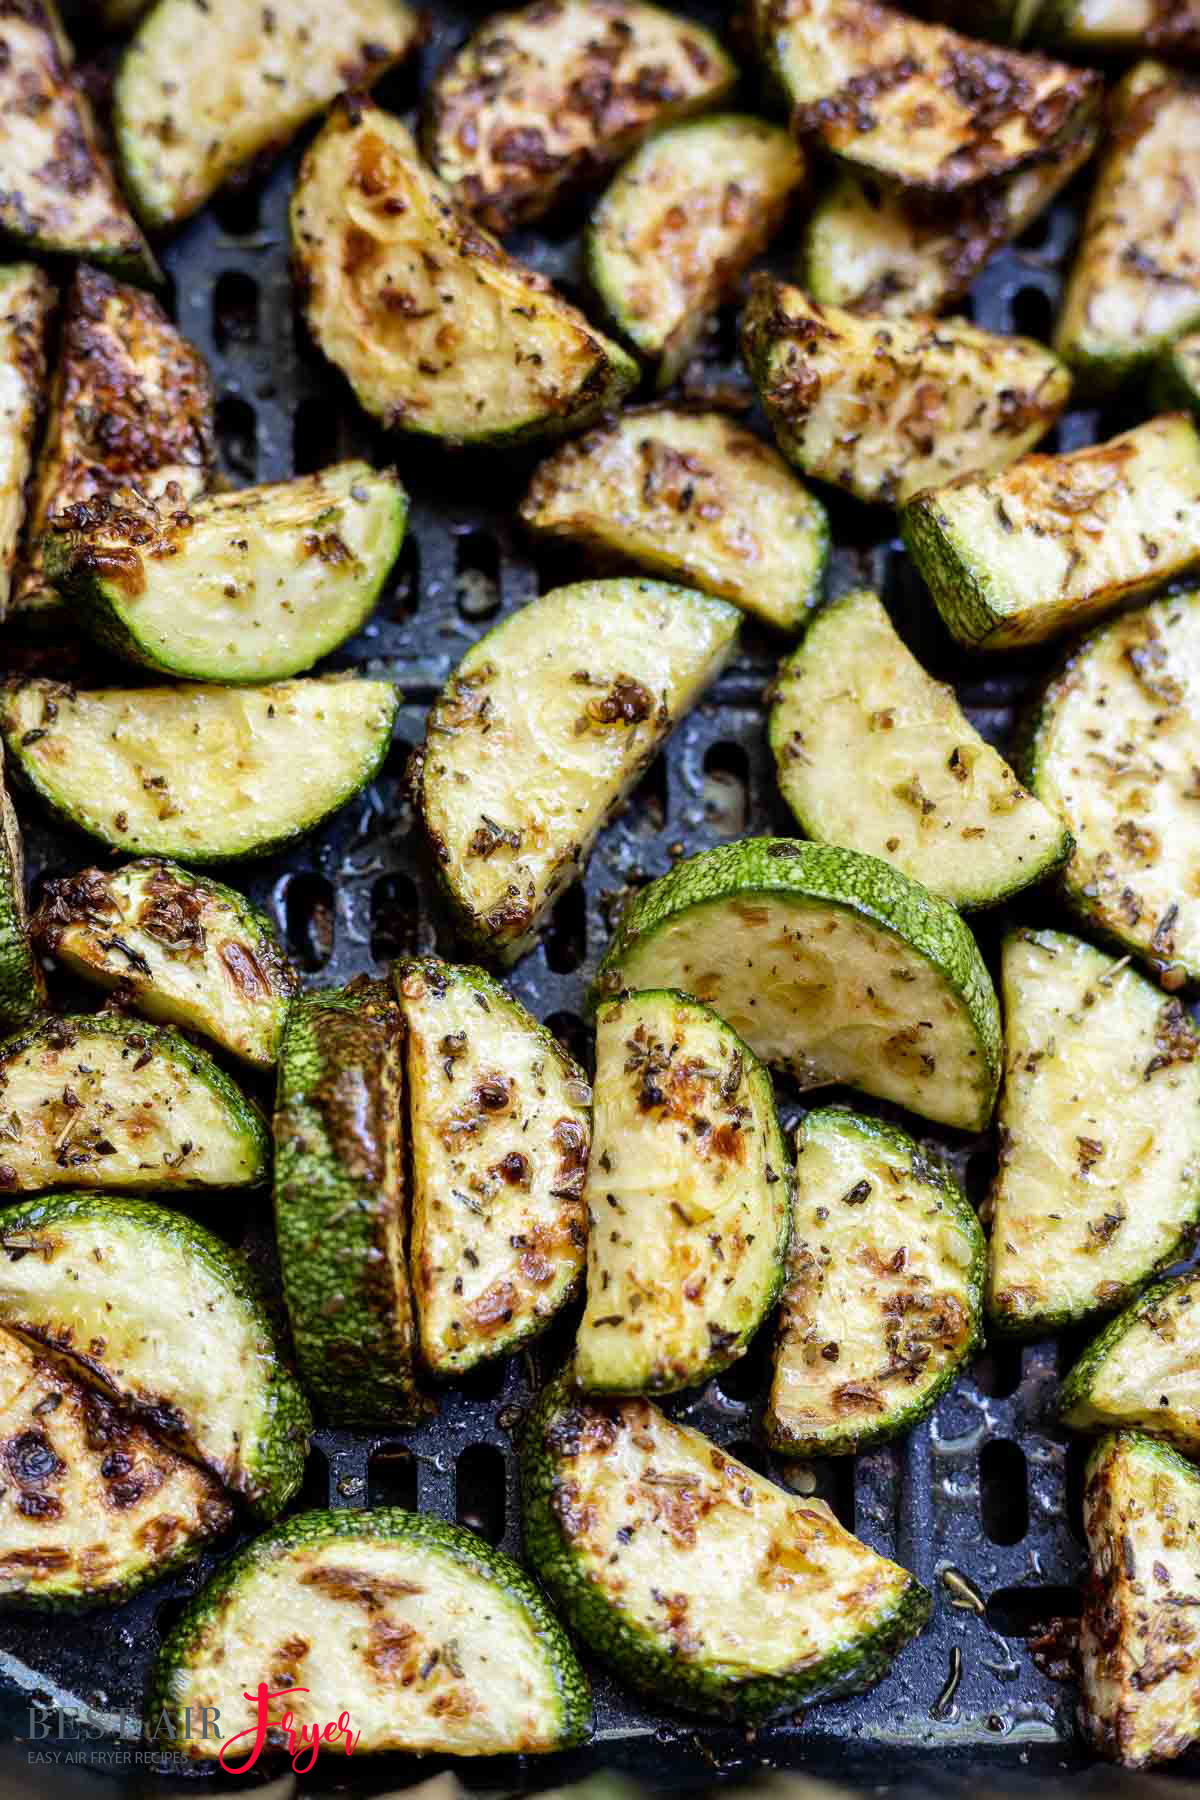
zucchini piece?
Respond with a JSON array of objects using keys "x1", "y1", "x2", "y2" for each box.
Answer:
[
  {"x1": 424, "y1": 0, "x2": 735, "y2": 234},
  {"x1": 42, "y1": 463, "x2": 407, "y2": 684},
  {"x1": 0, "y1": 1, "x2": 155, "y2": 278},
  {"x1": 1024, "y1": 591, "x2": 1200, "y2": 988},
  {"x1": 1061, "y1": 1270, "x2": 1200, "y2": 1454},
  {"x1": 114, "y1": 0, "x2": 425, "y2": 230},
  {"x1": 901, "y1": 414, "x2": 1200, "y2": 652},
  {"x1": 519, "y1": 408, "x2": 829, "y2": 633},
  {"x1": 750, "y1": 0, "x2": 1099, "y2": 193},
  {"x1": 274, "y1": 979, "x2": 426, "y2": 1427},
  {"x1": 12, "y1": 263, "x2": 215, "y2": 628},
  {"x1": 985, "y1": 928, "x2": 1200, "y2": 1336},
  {"x1": 766, "y1": 1108, "x2": 983, "y2": 1457},
  {"x1": 0, "y1": 267, "x2": 53, "y2": 619},
  {"x1": 0, "y1": 1193, "x2": 311, "y2": 1520},
  {"x1": 0, "y1": 1329, "x2": 232, "y2": 1609},
  {"x1": 0, "y1": 745, "x2": 45, "y2": 1031},
  {"x1": 1079, "y1": 1432, "x2": 1200, "y2": 1768},
  {"x1": 1056, "y1": 63, "x2": 1200, "y2": 391},
  {"x1": 593, "y1": 838, "x2": 1002, "y2": 1133},
  {"x1": 31, "y1": 859, "x2": 296, "y2": 1067},
  {"x1": 395, "y1": 957, "x2": 589, "y2": 1379},
  {"x1": 742, "y1": 277, "x2": 1070, "y2": 506},
  {"x1": 587, "y1": 116, "x2": 805, "y2": 388},
  {"x1": 522, "y1": 1377, "x2": 930, "y2": 1720},
  {"x1": 575, "y1": 989, "x2": 789, "y2": 1396},
  {"x1": 1153, "y1": 329, "x2": 1200, "y2": 422},
  {"x1": 1039, "y1": 0, "x2": 1200, "y2": 58},
  {"x1": 412, "y1": 579, "x2": 740, "y2": 963},
  {"x1": 290, "y1": 100, "x2": 638, "y2": 449},
  {"x1": 768, "y1": 588, "x2": 1072, "y2": 908},
  {"x1": 150, "y1": 1508, "x2": 591, "y2": 1759},
  {"x1": 1, "y1": 674, "x2": 398, "y2": 863},
  {"x1": 0, "y1": 1012, "x2": 268, "y2": 1192}
]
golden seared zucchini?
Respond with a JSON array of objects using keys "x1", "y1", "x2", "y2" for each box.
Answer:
[
  {"x1": 901, "y1": 414, "x2": 1200, "y2": 651},
  {"x1": 742, "y1": 278, "x2": 1070, "y2": 506},
  {"x1": 1057, "y1": 64, "x2": 1200, "y2": 391},
  {"x1": 1062, "y1": 1270, "x2": 1200, "y2": 1454},
  {"x1": 424, "y1": 0, "x2": 735, "y2": 233},
  {"x1": 523, "y1": 1379, "x2": 930, "y2": 1719},
  {"x1": 986, "y1": 929, "x2": 1200, "y2": 1336},
  {"x1": 0, "y1": 746, "x2": 45, "y2": 1032},
  {"x1": 14, "y1": 264, "x2": 215, "y2": 626},
  {"x1": 43, "y1": 463, "x2": 407, "y2": 683},
  {"x1": 32, "y1": 860, "x2": 296, "y2": 1067},
  {"x1": 575, "y1": 990, "x2": 789, "y2": 1396},
  {"x1": 587, "y1": 116, "x2": 804, "y2": 387},
  {"x1": 395, "y1": 958, "x2": 589, "y2": 1378},
  {"x1": 769, "y1": 589, "x2": 1071, "y2": 907},
  {"x1": 749, "y1": 0, "x2": 1099, "y2": 192},
  {"x1": 412, "y1": 579, "x2": 739, "y2": 963},
  {"x1": 1079, "y1": 1432, "x2": 1200, "y2": 1769},
  {"x1": 1154, "y1": 329, "x2": 1200, "y2": 421},
  {"x1": 520, "y1": 409, "x2": 828, "y2": 632},
  {"x1": 1039, "y1": 0, "x2": 1200, "y2": 56},
  {"x1": 114, "y1": 0, "x2": 425, "y2": 230},
  {"x1": 291, "y1": 100, "x2": 638, "y2": 449},
  {"x1": 0, "y1": 267, "x2": 52, "y2": 619},
  {"x1": 765, "y1": 1108, "x2": 983, "y2": 1456},
  {"x1": 1025, "y1": 591, "x2": 1200, "y2": 989},
  {"x1": 1, "y1": 675, "x2": 398, "y2": 862}
]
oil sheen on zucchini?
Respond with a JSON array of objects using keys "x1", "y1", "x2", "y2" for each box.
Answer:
[
  {"x1": 43, "y1": 463, "x2": 407, "y2": 683},
  {"x1": 412, "y1": 579, "x2": 739, "y2": 963},
  {"x1": 520, "y1": 408, "x2": 828, "y2": 632},
  {"x1": 0, "y1": 744, "x2": 45, "y2": 1031},
  {"x1": 0, "y1": 1328, "x2": 233, "y2": 1609},
  {"x1": 523, "y1": 1378, "x2": 930, "y2": 1720},
  {"x1": 114, "y1": 0, "x2": 425, "y2": 229},
  {"x1": 32, "y1": 859, "x2": 297, "y2": 1068},
  {"x1": 742, "y1": 277, "x2": 1070, "y2": 505},
  {"x1": 575, "y1": 990, "x2": 790, "y2": 1396},
  {"x1": 0, "y1": 267, "x2": 52, "y2": 618},
  {"x1": 0, "y1": 1193, "x2": 311, "y2": 1520},
  {"x1": 587, "y1": 116, "x2": 804, "y2": 388},
  {"x1": 765, "y1": 1107, "x2": 983, "y2": 1457},
  {"x1": 291, "y1": 99, "x2": 638, "y2": 448},
  {"x1": 769, "y1": 588, "x2": 1071, "y2": 908},
  {"x1": 986, "y1": 929, "x2": 1200, "y2": 1336},
  {"x1": 593, "y1": 838, "x2": 1002, "y2": 1133},
  {"x1": 1025, "y1": 590, "x2": 1200, "y2": 988},
  {"x1": 1079, "y1": 1432, "x2": 1200, "y2": 1768},
  {"x1": 1061, "y1": 1269, "x2": 1200, "y2": 1455},
  {"x1": 150, "y1": 1508, "x2": 592, "y2": 1757},
  {"x1": 901, "y1": 414, "x2": 1200, "y2": 651},
  {"x1": 1, "y1": 674, "x2": 398, "y2": 862},
  {"x1": 395, "y1": 958, "x2": 589, "y2": 1378},
  {"x1": 425, "y1": 0, "x2": 734, "y2": 233}
]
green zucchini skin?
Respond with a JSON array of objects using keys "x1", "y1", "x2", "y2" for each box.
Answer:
[
  {"x1": 1060, "y1": 1269, "x2": 1200, "y2": 1452},
  {"x1": 1153, "y1": 331, "x2": 1200, "y2": 424}
]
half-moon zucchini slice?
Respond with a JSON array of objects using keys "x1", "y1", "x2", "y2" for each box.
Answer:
[
  {"x1": 0, "y1": 1193, "x2": 311, "y2": 1520},
  {"x1": 593, "y1": 838, "x2": 1002, "y2": 1133},
  {"x1": 1061, "y1": 1269, "x2": 1200, "y2": 1455},
  {"x1": 0, "y1": 266, "x2": 53, "y2": 620},
  {"x1": 1, "y1": 674, "x2": 398, "y2": 863},
  {"x1": 412, "y1": 578, "x2": 740, "y2": 963},
  {"x1": 290, "y1": 99, "x2": 638, "y2": 449}
]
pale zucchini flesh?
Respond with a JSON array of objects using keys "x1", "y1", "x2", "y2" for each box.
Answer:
[
  {"x1": 902, "y1": 413, "x2": 1200, "y2": 651},
  {"x1": 31, "y1": 859, "x2": 297, "y2": 1067},
  {"x1": 986, "y1": 929, "x2": 1200, "y2": 1335},
  {"x1": 42, "y1": 463, "x2": 407, "y2": 683},
  {"x1": 1061, "y1": 1270, "x2": 1200, "y2": 1454},
  {"x1": 291, "y1": 100, "x2": 638, "y2": 448},
  {"x1": 575, "y1": 990, "x2": 790, "y2": 1396},
  {"x1": 519, "y1": 408, "x2": 829, "y2": 632},
  {"x1": 413, "y1": 579, "x2": 740, "y2": 962},
  {"x1": 114, "y1": 0, "x2": 425, "y2": 229},
  {"x1": 742, "y1": 277, "x2": 1070, "y2": 506},
  {"x1": 766, "y1": 1107, "x2": 983, "y2": 1456},
  {"x1": 425, "y1": 0, "x2": 735, "y2": 233},
  {"x1": 594, "y1": 838, "x2": 1003, "y2": 1133},
  {"x1": 0, "y1": 744, "x2": 45, "y2": 1030},
  {"x1": 396, "y1": 958, "x2": 589, "y2": 1378},
  {"x1": 769, "y1": 588, "x2": 1072, "y2": 908},
  {"x1": 587, "y1": 116, "x2": 804, "y2": 387},
  {"x1": 0, "y1": 267, "x2": 52, "y2": 618},
  {"x1": 1, "y1": 675, "x2": 398, "y2": 863}
]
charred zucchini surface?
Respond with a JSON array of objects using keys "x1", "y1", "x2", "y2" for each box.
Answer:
[
  {"x1": 396, "y1": 958, "x2": 589, "y2": 1379},
  {"x1": 575, "y1": 990, "x2": 789, "y2": 1396},
  {"x1": 0, "y1": 267, "x2": 52, "y2": 618},
  {"x1": 1062, "y1": 1270, "x2": 1200, "y2": 1454},
  {"x1": 986, "y1": 929, "x2": 1200, "y2": 1336}
]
